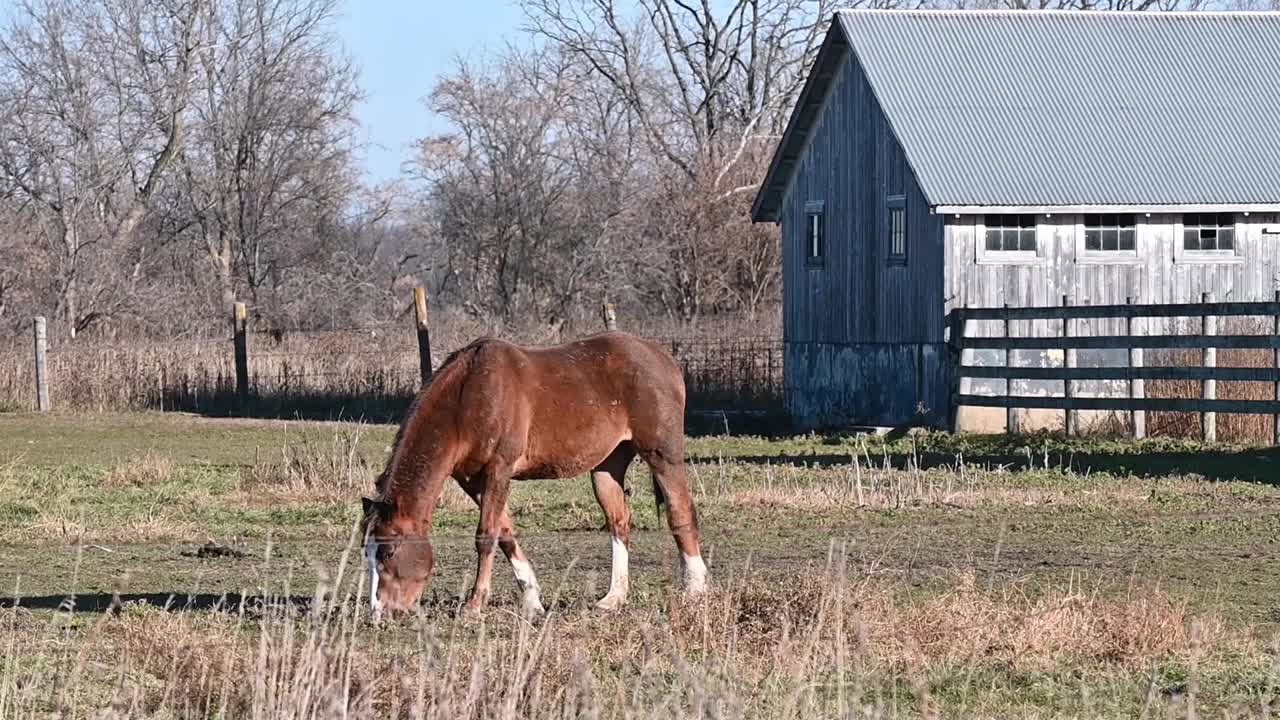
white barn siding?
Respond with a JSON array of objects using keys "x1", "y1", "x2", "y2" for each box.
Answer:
[{"x1": 945, "y1": 215, "x2": 1280, "y2": 324}]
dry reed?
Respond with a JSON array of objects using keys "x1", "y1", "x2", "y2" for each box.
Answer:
[
  {"x1": 102, "y1": 453, "x2": 175, "y2": 488},
  {"x1": 0, "y1": 312, "x2": 784, "y2": 423},
  {"x1": 0, "y1": 536, "x2": 1253, "y2": 719}
]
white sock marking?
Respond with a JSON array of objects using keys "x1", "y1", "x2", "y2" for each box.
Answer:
[
  {"x1": 510, "y1": 558, "x2": 544, "y2": 613},
  {"x1": 365, "y1": 543, "x2": 382, "y2": 615},
  {"x1": 682, "y1": 553, "x2": 708, "y2": 594},
  {"x1": 609, "y1": 536, "x2": 630, "y2": 597}
]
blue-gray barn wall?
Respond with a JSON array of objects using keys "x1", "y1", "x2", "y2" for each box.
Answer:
[{"x1": 780, "y1": 48, "x2": 947, "y2": 429}]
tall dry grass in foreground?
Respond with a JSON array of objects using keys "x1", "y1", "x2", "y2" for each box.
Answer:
[{"x1": 1, "y1": 534, "x2": 1267, "y2": 719}]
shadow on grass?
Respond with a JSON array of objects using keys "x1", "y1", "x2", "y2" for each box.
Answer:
[
  {"x1": 0, "y1": 592, "x2": 314, "y2": 615},
  {"x1": 691, "y1": 433, "x2": 1280, "y2": 485},
  {"x1": 153, "y1": 386, "x2": 796, "y2": 435}
]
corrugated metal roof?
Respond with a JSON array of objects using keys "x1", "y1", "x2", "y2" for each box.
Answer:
[{"x1": 752, "y1": 11, "x2": 1280, "y2": 221}]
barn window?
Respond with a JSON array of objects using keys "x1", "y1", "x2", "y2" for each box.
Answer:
[
  {"x1": 1085, "y1": 214, "x2": 1136, "y2": 252},
  {"x1": 1183, "y1": 213, "x2": 1235, "y2": 252},
  {"x1": 887, "y1": 195, "x2": 906, "y2": 263},
  {"x1": 984, "y1": 215, "x2": 1037, "y2": 253},
  {"x1": 804, "y1": 201, "x2": 824, "y2": 266}
]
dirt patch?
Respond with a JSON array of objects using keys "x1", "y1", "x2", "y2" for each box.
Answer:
[{"x1": 181, "y1": 542, "x2": 248, "y2": 560}]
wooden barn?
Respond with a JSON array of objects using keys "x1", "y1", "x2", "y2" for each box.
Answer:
[{"x1": 752, "y1": 9, "x2": 1280, "y2": 431}]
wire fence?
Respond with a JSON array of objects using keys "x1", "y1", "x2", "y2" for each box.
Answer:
[{"x1": 1, "y1": 322, "x2": 785, "y2": 431}]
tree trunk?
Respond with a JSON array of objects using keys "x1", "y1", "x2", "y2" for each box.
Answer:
[
  {"x1": 59, "y1": 220, "x2": 80, "y2": 339},
  {"x1": 217, "y1": 238, "x2": 235, "y2": 314},
  {"x1": 64, "y1": 274, "x2": 78, "y2": 340}
]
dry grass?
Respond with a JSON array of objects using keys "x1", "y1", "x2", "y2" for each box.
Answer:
[
  {"x1": 436, "y1": 480, "x2": 476, "y2": 513},
  {"x1": 672, "y1": 567, "x2": 1228, "y2": 677},
  {"x1": 102, "y1": 453, "x2": 175, "y2": 488},
  {"x1": 698, "y1": 452, "x2": 1155, "y2": 514},
  {"x1": 1145, "y1": 318, "x2": 1278, "y2": 443},
  {"x1": 242, "y1": 424, "x2": 376, "y2": 497},
  {"x1": 0, "y1": 312, "x2": 784, "y2": 421},
  {"x1": 0, "y1": 546, "x2": 1257, "y2": 720},
  {"x1": 724, "y1": 479, "x2": 1147, "y2": 513}
]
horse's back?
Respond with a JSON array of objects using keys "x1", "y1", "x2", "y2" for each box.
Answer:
[{"x1": 456, "y1": 331, "x2": 684, "y2": 479}]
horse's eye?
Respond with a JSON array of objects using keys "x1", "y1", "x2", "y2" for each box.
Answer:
[{"x1": 378, "y1": 541, "x2": 397, "y2": 562}]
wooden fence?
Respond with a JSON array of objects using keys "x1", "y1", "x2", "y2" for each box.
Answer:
[
  {"x1": 18, "y1": 292, "x2": 784, "y2": 428},
  {"x1": 948, "y1": 293, "x2": 1280, "y2": 442}
]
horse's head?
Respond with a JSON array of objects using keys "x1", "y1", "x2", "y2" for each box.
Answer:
[{"x1": 362, "y1": 496, "x2": 434, "y2": 617}]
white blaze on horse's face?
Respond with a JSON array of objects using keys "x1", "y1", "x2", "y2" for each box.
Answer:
[{"x1": 365, "y1": 540, "x2": 382, "y2": 617}]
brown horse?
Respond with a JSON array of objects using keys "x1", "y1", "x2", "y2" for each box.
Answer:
[{"x1": 361, "y1": 331, "x2": 707, "y2": 618}]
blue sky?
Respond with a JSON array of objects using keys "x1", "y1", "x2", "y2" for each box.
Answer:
[{"x1": 338, "y1": 1, "x2": 527, "y2": 184}]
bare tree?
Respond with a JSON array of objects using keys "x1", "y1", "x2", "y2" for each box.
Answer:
[
  {"x1": 521, "y1": 0, "x2": 836, "y2": 190},
  {"x1": 517, "y1": 0, "x2": 832, "y2": 321},
  {"x1": 414, "y1": 48, "x2": 632, "y2": 325},
  {"x1": 0, "y1": 0, "x2": 202, "y2": 337},
  {"x1": 176, "y1": 0, "x2": 360, "y2": 315}
]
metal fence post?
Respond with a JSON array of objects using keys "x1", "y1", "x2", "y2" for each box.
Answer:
[
  {"x1": 1128, "y1": 297, "x2": 1145, "y2": 439},
  {"x1": 33, "y1": 316, "x2": 49, "y2": 412},
  {"x1": 1202, "y1": 292, "x2": 1216, "y2": 443},
  {"x1": 414, "y1": 287, "x2": 432, "y2": 384},
  {"x1": 233, "y1": 302, "x2": 249, "y2": 405}
]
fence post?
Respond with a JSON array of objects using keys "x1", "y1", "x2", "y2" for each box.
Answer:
[
  {"x1": 1004, "y1": 302, "x2": 1015, "y2": 434},
  {"x1": 1274, "y1": 289, "x2": 1280, "y2": 447},
  {"x1": 414, "y1": 287, "x2": 432, "y2": 384},
  {"x1": 233, "y1": 302, "x2": 249, "y2": 405},
  {"x1": 1128, "y1": 297, "x2": 1146, "y2": 439},
  {"x1": 33, "y1": 316, "x2": 49, "y2": 412},
  {"x1": 601, "y1": 302, "x2": 617, "y2": 331},
  {"x1": 1062, "y1": 294, "x2": 1074, "y2": 436},
  {"x1": 1202, "y1": 292, "x2": 1216, "y2": 443}
]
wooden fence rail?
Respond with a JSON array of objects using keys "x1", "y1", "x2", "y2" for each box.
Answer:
[
  {"x1": 959, "y1": 334, "x2": 1280, "y2": 351},
  {"x1": 21, "y1": 292, "x2": 783, "y2": 426},
  {"x1": 958, "y1": 300, "x2": 1280, "y2": 321},
  {"x1": 949, "y1": 293, "x2": 1280, "y2": 443}
]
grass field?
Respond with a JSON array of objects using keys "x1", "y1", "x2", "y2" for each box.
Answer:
[{"x1": 3, "y1": 412, "x2": 1280, "y2": 718}]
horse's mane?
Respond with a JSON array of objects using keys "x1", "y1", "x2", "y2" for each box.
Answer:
[{"x1": 373, "y1": 337, "x2": 494, "y2": 497}]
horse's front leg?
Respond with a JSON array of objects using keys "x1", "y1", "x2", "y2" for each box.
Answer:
[
  {"x1": 458, "y1": 477, "x2": 543, "y2": 618},
  {"x1": 498, "y1": 511, "x2": 544, "y2": 618},
  {"x1": 462, "y1": 474, "x2": 513, "y2": 616}
]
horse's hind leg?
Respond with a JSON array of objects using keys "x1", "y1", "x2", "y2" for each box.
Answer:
[
  {"x1": 637, "y1": 441, "x2": 708, "y2": 595},
  {"x1": 591, "y1": 442, "x2": 635, "y2": 610}
]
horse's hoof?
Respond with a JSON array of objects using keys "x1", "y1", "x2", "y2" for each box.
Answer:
[
  {"x1": 594, "y1": 593, "x2": 627, "y2": 612},
  {"x1": 683, "y1": 556, "x2": 710, "y2": 595},
  {"x1": 683, "y1": 578, "x2": 710, "y2": 597},
  {"x1": 521, "y1": 595, "x2": 546, "y2": 621}
]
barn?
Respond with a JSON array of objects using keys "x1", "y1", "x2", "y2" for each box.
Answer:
[{"x1": 752, "y1": 9, "x2": 1280, "y2": 431}]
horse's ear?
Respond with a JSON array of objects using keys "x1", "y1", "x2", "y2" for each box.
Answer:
[{"x1": 363, "y1": 496, "x2": 394, "y2": 517}]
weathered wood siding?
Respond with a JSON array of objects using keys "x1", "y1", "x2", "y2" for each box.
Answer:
[
  {"x1": 947, "y1": 214, "x2": 1280, "y2": 426},
  {"x1": 779, "y1": 48, "x2": 947, "y2": 429},
  {"x1": 945, "y1": 214, "x2": 1280, "y2": 340}
]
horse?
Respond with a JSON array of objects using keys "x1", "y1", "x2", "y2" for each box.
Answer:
[{"x1": 361, "y1": 330, "x2": 708, "y2": 618}]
